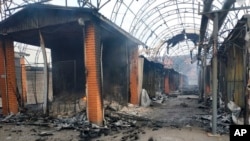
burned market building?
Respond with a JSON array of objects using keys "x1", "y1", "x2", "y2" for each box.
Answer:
[{"x1": 0, "y1": 4, "x2": 143, "y2": 125}]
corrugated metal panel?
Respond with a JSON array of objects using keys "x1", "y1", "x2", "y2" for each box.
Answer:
[
  {"x1": 0, "y1": 5, "x2": 93, "y2": 34},
  {"x1": 226, "y1": 45, "x2": 244, "y2": 107}
]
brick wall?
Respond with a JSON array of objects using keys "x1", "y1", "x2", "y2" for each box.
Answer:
[
  {"x1": 0, "y1": 41, "x2": 8, "y2": 114},
  {"x1": 85, "y1": 22, "x2": 103, "y2": 125},
  {"x1": 0, "y1": 40, "x2": 18, "y2": 115},
  {"x1": 20, "y1": 57, "x2": 27, "y2": 104},
  {"x1": 164, "y1": 76, "x2": 170, "y2": 94}
]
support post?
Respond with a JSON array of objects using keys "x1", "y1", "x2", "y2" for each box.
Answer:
[
  {"x1": 0, "y1": 39, "x2": 18, "y2": 114},
  {"x1": 84, "y1": 22, "x2": 103, "y2": 125},
  {"x1": 212, "y1": 13, "x2": 218, "y2": 134},
  {"x1": 39, "y1": 31, "x2": 49, "y2": 115},
  {"x1": 200, "y1": 56, "x2": 204, "y2": 101},
  {"x1": 245, "y1": 18, "x2": 250, "y2": 125},
  {"x1": 244, "y1": 41, "x2": 249, "y2": 125},
  {"x1": 203, "y1": 47, "x2": 207, "y2": 101}
]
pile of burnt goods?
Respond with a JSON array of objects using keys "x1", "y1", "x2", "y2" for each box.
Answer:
[
  {"x1": 140, "y1": 89, "x2": 166, "y2": 107},
  {"x1": 192, "y1": 110, "x2": 231, "y2": 134},
  {"x1": 193, "y1": 99, "x2": 233, "y2": 134},
  {"x1": 0, "y1": 107, "x2": 161, "y2": 140}
]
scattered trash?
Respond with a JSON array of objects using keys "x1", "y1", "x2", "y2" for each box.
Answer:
[
  {"x1": 38, "y1": 131, "x2": 53, "y2": 136},
  {"x1": 227, "y1": 101, "x2": 250, "y2": 125},
  {"x1": 6, "y1": 136, "x2": 12, "y2": 140},
  {"x1": 197, "y1": 105, "x2": 209, "y2": 109},
  {"x1": 148, "y1": 137, "x2": 154, "y2": 141},
  {"x1": 152, "y1": 91, "x2": 165, "y2": 104},
  {"x1": 1, "y1": 113, "x2": 14, "y2": 122},
  {"x1": 140, "y1": 89, "x2": 151, "y2": 107},
  {"x1": 35, "y1": 137, "x2": 48, "y2": 141},
  {"x1": 0, "y1": 91, "x2": 231, "y2": 139},
  {"x1": 180, "y1": 102, "x2": 188, "y2": 107},
  {"x1": 193, "y1": 105, "x2": 231, "y2": 134},
  {"x1": 0, "y1": 108, "x2": 150, "y2": 140}
]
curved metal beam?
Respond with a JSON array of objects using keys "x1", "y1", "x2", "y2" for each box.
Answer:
[
  {"x1": 199, "y1": 0, "x2": 236, "y2": 56},
  {"x1": 110, "y1": 0, "x2": 123, "y2": 22},
  {"x1": 138, "y1": 8, "x2": 201, "y2": 41},
  {"x1": 198, "y1": 0, "x2": 213, "y2": 52},
  {"x1": 129, "y1": 0, "x2": 157, "y2": 34},
  {"x1": 119, "y1": 0, "x2": 135, "y2": 27}
]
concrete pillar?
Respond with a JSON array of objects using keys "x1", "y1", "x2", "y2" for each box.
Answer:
[
  {"x1": 0, "y1": 39, "x2": 18, "y2": 115},
  {"x1": 130, "y1": 46, "x2": 139, "y2": 105},
  {"x1": 84, "y1": 22, "x2": 103, "y2": 125}
]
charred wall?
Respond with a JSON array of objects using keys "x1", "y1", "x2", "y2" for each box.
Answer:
[
  {"x1": 166, "y1": 69, "x2": 181, "y2": 92},
  {"x1": 142, "y1": 58, "x2": 164, "y2": 97},
  {"x1": 50, "y1": 35, "x2": 85, "y2": 100},
  {"x1": 179, "y1": 74, "x2": 188, "y2": 87},
  {"x1": 219, "y1": 44, "x2": 245, "y2": 107},
  {"x1": 205, "y1": 65, "x2": 211, "y2": 96},
  {"x1": 102, "y1": 38, "x2": 130, "y2": 105}
]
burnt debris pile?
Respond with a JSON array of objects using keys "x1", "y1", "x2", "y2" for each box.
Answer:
[{"x1": 0, "y1": 108, "x2": 160, "y2": 140}]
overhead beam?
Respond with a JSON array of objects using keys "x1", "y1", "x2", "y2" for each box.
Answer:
[
  {"x1": 212, "y1": 12, "x2": 219, "y2": 135},
  {"x1": 198, "y1": 0, "x2": 213, "y2": 54},
  {"x1": 218, "y1": 0, "x2": 236, "y2": 28},
  {"x1": 208, "y1": 0, "x2": 236, "y2": 46},
  {"x1": 198, "y1": 0, "x2": 236, "y2": 56}
]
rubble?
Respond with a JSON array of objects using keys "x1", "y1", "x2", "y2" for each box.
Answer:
[
  {"x1": 38, "y1": 131, "x2": 53, "y2": 136},
  {"x1": 140, "y1": 89, "x2": 151, "y2": 107},
  {"x1": 152, "y1": 91, "x2": 165, "y2": 104},
  {"x1": 192, "y1": 104, "x2": 231, "y2": 134},
  {"x1": 0, "y1": 108, "x2": 156, "y2": 140},
  {"x1": 1, "y1": 113, "x2": 14, "y2": 122},
  {"x1": 0, "y1": 94, "x2": 231, "y2": 139},
  {"x1": 227, "y1": 101, "x2": 250, "y2": 125},
  {"x1": 180, "y1": 102, "x2": 188, "y2": 107}
]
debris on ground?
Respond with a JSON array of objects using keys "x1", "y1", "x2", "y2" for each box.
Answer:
[
  {"x1": 152, "y1": 91, "x2": 165, "y2": 104},
  {"x1": 192, "y1": 100, "x2": 232, "y2": 134},
  {"x1": 0, "y1": 108, "x2": 158, "y2": 140},
  {"x1": 0, "y1": 93, "x2": 231, "y2": 140},
  {"x1": 180, "y1": 102, "x2": 188, "y2": 107},
  {"x1": 140, "y1": 89, "x2": 151, "y2": 107},
  {"x1": 227, "y1": 100, "x2": 250, "y2": 125}
]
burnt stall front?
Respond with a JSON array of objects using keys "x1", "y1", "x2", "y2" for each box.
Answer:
[{"x1": 0, "y1": 4, "x2": 142, "y2": 125}]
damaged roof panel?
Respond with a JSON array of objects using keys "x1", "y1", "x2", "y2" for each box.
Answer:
[
  {"x1": 0, "y1": 4, "x2": 143, "y2": 46},
  {"x1": 218, "y1": 14, "x2": 250, "y2": 56}
]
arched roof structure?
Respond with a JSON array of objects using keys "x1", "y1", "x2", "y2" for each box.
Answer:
[{"x1": 1, "y1": 0, "x2": 250, "y2": 77}]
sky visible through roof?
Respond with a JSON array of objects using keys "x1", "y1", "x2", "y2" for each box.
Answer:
[{"x1": 1, "y1": 0, "x2": 250, "y2": 84}]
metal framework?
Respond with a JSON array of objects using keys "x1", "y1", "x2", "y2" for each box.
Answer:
[
  {"x1": 2, "y1": 0, "x2": 250, "y2": 134},
  {"x1": 0, "y1": 0, "x2": 51, "y2": 66},
  {"x1": 105, "y1": 0, "x2": 249, "y2": 70},
  {"x1": 1, "y1": 0, "x2": 250, "y2": 72}
]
